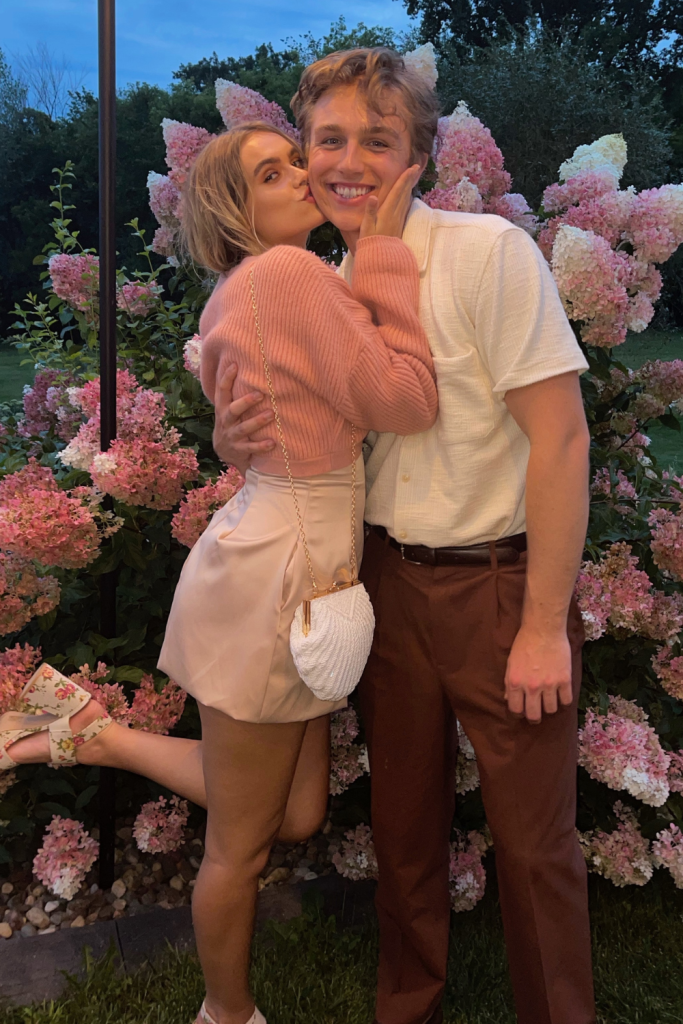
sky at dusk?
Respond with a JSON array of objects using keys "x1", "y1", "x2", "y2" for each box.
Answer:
[{"x1": 3, "y1": 0, "x2": 416, "y2": 94}]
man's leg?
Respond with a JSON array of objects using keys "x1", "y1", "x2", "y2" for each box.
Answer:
[
  {"x1": 359, "y1": 531, "x2": 457, "y2": 1024},
  {"x1": 436, "y1": 556, "x2": 595, "y2": 1024}
]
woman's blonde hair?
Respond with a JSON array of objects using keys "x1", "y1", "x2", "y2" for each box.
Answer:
[{"x1": 181, "y1": 121, "x2": 304, "y2": 274}]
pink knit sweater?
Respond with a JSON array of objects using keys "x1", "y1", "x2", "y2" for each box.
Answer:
[{"x1": 200, "y1": 236, "x2": 438, "y2": 476}]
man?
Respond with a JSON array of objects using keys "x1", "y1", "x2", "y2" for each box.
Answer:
[{"x1": 215, "y1": 48, "x2": 594, "y2": 1024}]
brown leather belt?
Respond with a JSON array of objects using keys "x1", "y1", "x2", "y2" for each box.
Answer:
[{"x1": 371, "y1": 524, "x2": 527, "y2": 566}]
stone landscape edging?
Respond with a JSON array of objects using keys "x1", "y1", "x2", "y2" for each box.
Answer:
[{"x1": 0, "y1": 874, "x2": 377, "y2": 1007}]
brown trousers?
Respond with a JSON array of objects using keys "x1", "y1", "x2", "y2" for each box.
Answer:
[{"x1": 358, "y1": 529, "x2": 595, "y2": 1024}]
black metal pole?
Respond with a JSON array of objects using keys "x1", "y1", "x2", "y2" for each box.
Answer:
[{"x1": 98, "y1": 0, "x2": 117, "y2": 890}]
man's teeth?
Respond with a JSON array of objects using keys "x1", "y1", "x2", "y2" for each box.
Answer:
[{"x1": 332, "y1": 185, "x2": 373, "y2": 199}]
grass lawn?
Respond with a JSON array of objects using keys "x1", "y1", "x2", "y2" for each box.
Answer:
[
  {"x1": 2, "y1": 874, "x2": 683, "y2": 1024},
  {"x1": 617, "y1": 328, "x2": 683, "y2": 473},
  {"x1": 0, "y1": 345, "x2": 34, "y2": 405}
]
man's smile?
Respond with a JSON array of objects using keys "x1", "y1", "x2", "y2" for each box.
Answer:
[{"x1": 328, "y1": 183, "x2": 376, "y2": 201}]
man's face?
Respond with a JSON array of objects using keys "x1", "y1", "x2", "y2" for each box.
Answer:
[{"x1": 306, "y1": 83, "x2": 415, "y2": 248}]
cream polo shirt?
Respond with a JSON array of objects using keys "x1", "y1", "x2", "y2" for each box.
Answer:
[{"x1": 339, "y1": 199, "x2": 589, "y2": 548}]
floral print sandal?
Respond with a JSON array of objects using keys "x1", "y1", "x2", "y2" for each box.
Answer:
[
  {"x1": 196, "y1": 1002, "x2": 267, "y2": 1024},
  {"x1": 0, "y1": 663, "x2": 113, "y2": 770}
]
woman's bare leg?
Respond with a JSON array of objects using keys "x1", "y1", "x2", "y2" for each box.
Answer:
[
  {"x1": 8, "y1": 703, "x2": 206, "y2": 807},
  {"x1": 193, "y1": 704, "x2": 308, "y2": 1024},
  {"x1": 8, "y1": 706, "x2": 331, "y2": 840},
  {"x1": 278, "y1": 713, "x2": 330, "y2": 842}
]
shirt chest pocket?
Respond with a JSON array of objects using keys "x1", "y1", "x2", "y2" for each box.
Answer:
[{"x1": 432, "y1": 351, "x2": 497, "y2": 445}]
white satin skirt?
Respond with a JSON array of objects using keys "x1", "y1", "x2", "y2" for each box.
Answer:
[{"x1": 158, "y1": 460, "x2": 365, "y2": 723}]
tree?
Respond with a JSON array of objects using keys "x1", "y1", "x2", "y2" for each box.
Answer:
[
  {"x1": 173, "y1": 18, "x2": 416, "y2": 116},
  {"x1": 0, "y1": 48, "x2": 27, "y2": 127},
  {"x1": 400, "y1": 0, "x2": 681, "y2": 70},
  {"x1": 13, "y1": 43, "x2": 87, "y2": 121},
  {"x1": 436, "y1": 34, "x2": 673, "y2": 205}
]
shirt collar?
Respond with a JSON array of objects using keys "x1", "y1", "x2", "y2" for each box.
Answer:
[
  {"x1": 338, "y1": 198, "x2": 433, "y2": 282},
  {"x1": 401, "y1": 198, "x2": 433, "y2": 275}
]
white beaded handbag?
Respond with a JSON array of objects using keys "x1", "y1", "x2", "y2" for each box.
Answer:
[{"x1": 249, "y1": 268, "x2": 375, "y2": 702}]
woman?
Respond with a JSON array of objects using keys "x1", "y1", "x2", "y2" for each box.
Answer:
[{"x1": 0, "y1": 122, "x2": 437, "y2": 1024}]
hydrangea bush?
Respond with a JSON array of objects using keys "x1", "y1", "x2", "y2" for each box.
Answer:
[{"x1": 2, "y1": 68, "x2": 683, "y2": 904}]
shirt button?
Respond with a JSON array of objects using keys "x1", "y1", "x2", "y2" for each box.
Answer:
[
  {"x1": 398, "y1": 530, "x2": 408, "y2": 540},
  {"x1": 402, "y1": 473, "x2": 410, "y2": 483}
]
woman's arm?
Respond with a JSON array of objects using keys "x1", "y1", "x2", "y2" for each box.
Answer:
[{"x1": 251, "y1": 241, "x2": 437, "y2": 435}]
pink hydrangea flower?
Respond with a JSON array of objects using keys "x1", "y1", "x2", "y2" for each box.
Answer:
[
  {"x1": 117, "y1": 282, "x2": 161, "y2": 316},
  {"x1": 161, "y1": 119, "x2": 213, "y2": 188},
  {"x1": 455, "y1": 720, "x2": 480, "y2": 794},
  {"x1": 636, "y1": 360, "x2": 683, "y2": 411},
  {"x1": 48, "y1": 253, "x2": 99, "y2": 311},
  {"x1": 551, "y1": 225, "x2": 633, "y2": 347},
  {"x1": 625, "y1": 184, "x2": 683, "y2": 264},
  {"x1": 652, "y1": 823, "x2": 683, "y2": 888},
  {"x1": 449, "y1": 830, "x2": 489, "y2": 912},
  {"x1": 133, "y1": 795, "x2": 189, "y2": 854},
  {"x1": 578, "y1": 802, "x2": 653, "y2": 887},
  {"x1": 69, "y1": 662, "x2": 130, "y2": 720},
  {"x1": 652, "y1": 647, "x2": 683, "y2": 699},
  {"x1": 151, "y1": 225, "x2": 178, "y2": 259},
  {"x1": 332, "y1": 823, "x2": 378, "y2": 881},
  {"x1": 33, "y1": 816, "x2": 99, "y2": 900},
  {"x1": 578, "y1": 698, "x2": 670, "y2": 806},
  {"x1": 0, "y1": 461, "x2": 103, "y2": 569},
  {"x1": 183, "y1": 334, "x2": 202, "y2": 379},
  {"x1": 60, "y1": 371, "x2": 199, "y2": 509},
  {"x1": 542, "y1": 169, "x2": 621, "y2": 215},
  {"x1": 147, "y1": 171, "x2": 182, "y2": 228},
  {"x1": 435, "y1": 102, "x2": 511, "y2": 201},
  {"x1": 590, "y1": 468, "x2": 637, "y2": 505},
  {"x1": 328, "y1": 706, "x2": 369, "y2": 794},
  {"x1": 72, "y1": 667, "x2": 185, "y2": 735},
  {"x1": 214, "y1": 80, "x2": 298, "y2": 139},
  {"x1": 484, "y1": 192, "x2": 538, "y2": 234},
  {"x1": 0, "y1": 552, "x2": 60, "y2": 638},
  {"x1": 171, "y1": 468, "x2": 244, "y2": 547},
  {"x1": 667, "y1": 751, "x2": 683, "y2": 794},
  {"x1": 329, "y1": 743, "x2": 369, "y2": 796},
  {"x1": 19, "y1": 368, "x2": 78, "y2": 439},
  {"x1": 649, "y1": 508, "x2": 683, "y2": 581},
  {"x1": 330, "y1": 706, "x2": 360, "y2": 748},
  {"x1": 0, "y1": 642, "x2": 41, "y2": 714},
  {"x1": 575, "y1": 542, "x2": 666, "y2": 640},
  {"x1": 423, "y1": 179, "x2": 483, "y2": 214},
  {"x1": 127, "y1": 674, "x2": 186, "y2": 734}
]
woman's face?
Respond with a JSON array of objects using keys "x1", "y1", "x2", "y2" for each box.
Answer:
[{"x1": 240, "y1": 131, "x2": 325, "y2": 249}]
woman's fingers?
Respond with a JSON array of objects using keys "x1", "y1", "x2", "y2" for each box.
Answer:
[
  {"x1": 372, "y1": 164, "x2": 422, "y2": 238},
  {"x1": 358, "y1": 195, "x2": 379, "y2": 239}
]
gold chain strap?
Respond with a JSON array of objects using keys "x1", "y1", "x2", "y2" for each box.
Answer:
[{"x1": 249, "y1": 268, "x2": 358, "y2": 595}]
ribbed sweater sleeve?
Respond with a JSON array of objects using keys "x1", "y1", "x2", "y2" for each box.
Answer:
[{"x1": 249, "y1": 238, "x2": 437, "y2": 434}]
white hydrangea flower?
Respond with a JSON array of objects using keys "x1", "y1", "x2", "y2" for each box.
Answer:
[
  {"x1": 91, "y1": 451, "x2": 118, "y2": 476},
  {"x1": 622, "y1": 766, "x2": 669, "y2": 807},
  {"x1": 558, "y1": 134, "x2": 627, "y2": 184},
  {"x1": 403, "y1": 42, "x2": 438, "y2": 91}
]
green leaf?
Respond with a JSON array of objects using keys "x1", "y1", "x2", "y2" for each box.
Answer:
[
  {"x1": 66, "y1": 642, "x2": 95, "y2": 669},
  {"x1": 112, "y1": 665, "x2": 145, "y2": 684},
  {"x1": 658, "y1": 412, "x2": 681, "y2": 432},
  {"x1": 37, "y1": 777, "x2": 77, "y2": 797},
  {"x1": 75, "y1": 785, "x2": 99, "y2": 811}
]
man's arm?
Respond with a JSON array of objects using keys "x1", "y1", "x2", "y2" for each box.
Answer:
[
  {"x1": 211, "y1": 364, "x2": 275, "y2": 475},
  {"x1": 503, "y1": 370, "x2": 590, "y2": 724}
]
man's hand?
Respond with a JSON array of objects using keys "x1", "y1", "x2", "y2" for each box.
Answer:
[
  {"x1": 504, "y1": 625, "x2": 574, "y2": 724},
  {"x1": 212, "y1": 363, "x2": 276, "y2": 475},
  {"x1": 503, "y1": 371, "x2": 589, "y2": 724}
]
